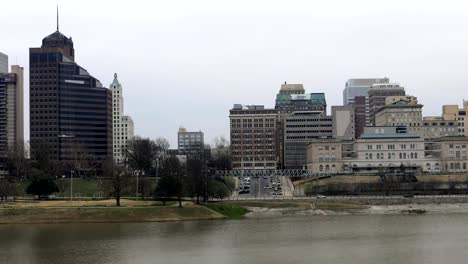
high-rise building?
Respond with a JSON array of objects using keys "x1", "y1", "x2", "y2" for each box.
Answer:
[
  {"x1": 283, "y1": 111, "x2": 332, "y2": 169},
  {"x1": 230, "y1": 105, "x2": 278, "y2": 170},
  {"x1": 29, "y1": 20, "x2": 112, "y2": 165},
  {"x1": 354, "y1": 96, "x2": 367, "y2": 138},
  {"x1": 177, "y1": 127, "x2": 205, "y2": 159},
  {"x1": 109, "y1": 73, "x2": 134, "y2": 164},
  {"x1": 0, "y1": 52, "x2": 7, "y2": 73},
  {"x1": 368, "y1": 82, "x2": 406, "y2": 125},
  {"x1": 0, "y1": 65, "x2": 24, "y2": 176},
  {"x1": 275, "y1": 82, "x2": 327, "y2": 168},
  {"x1": 343, "y1": 78, "x2": 390, "y2": 126}
]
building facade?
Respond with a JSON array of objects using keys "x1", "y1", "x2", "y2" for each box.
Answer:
[
  {"x1": 368, "y1": 83, "x2": 406, "y2": 125},
  {"x1": 283, "y1": 111, "x2": 332, "y2": 169},
  {"x1": 0, "y1": 52, "x2": 7, "y2": 73},
  {"x1": 422, "y1": 116, "x2": 458, "y2": 139},
  {"x1": 230, "y1": 105, "x2": 278, "y2": 170},
  {"x1": 307, "y1": 127, "x2": 428, "y2": 173},
  {"x1": 332, "y1": 105, "x2": 355, "y2": 140},
  {"x1": 109, "y1": 73, "x2": 134, "y2": 164},
  {"x1": 442, "y1": 102, "x2": 468, "y2": 136},
  {"x1": 177, "y1": 127, "x2": 205, "y2": 159},
  {"x1": 354, "y1": 96, "x2": 367, "y2": 138},
  {"x1": 343, "y1": 78, "x2": 389, "y2": 126},
  {"x1": 375, "y1": 100, "x2": 423, "y2": 136},
  {"x1": 0, "y1": 66, "x2": 24, "y2": 176},
  {"x1": 29, "y1": 26, "x2": 112, "y2": 165},
  {"x1": 425, "y1": 136, "x2": 468, "y2": 172}
]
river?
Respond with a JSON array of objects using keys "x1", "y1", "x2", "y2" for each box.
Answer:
[{"x1": 1, "y1": 214, "x2": 468, "y2": 264}]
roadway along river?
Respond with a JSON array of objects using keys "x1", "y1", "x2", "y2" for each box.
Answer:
[{"x1": 2, "y1": 214, "x2": 468, "y2": 264}]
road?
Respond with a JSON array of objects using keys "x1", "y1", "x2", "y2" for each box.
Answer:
[{"x1": 236, "y1": 175, "x2": 294, "y2": 199}]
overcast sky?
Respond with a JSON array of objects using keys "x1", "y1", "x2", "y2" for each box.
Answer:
[{"x1": 2, "y1": 0, "x2": 468, "y2": 147}]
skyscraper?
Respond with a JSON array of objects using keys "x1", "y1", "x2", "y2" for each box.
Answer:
[
  {"x1": 343, "y1": 78, "x2": 390, "y2": 127},
  {"x1": 0, "y1": 52, "x2": 7, "y2": 73},
  {"x1": 29, "y1": 18, "x2": 112, "y2": 165},
  {"x1": 0, "y1": 65, "x2": 24, "y2": 176},
  {"x1": 109, "y1": 73, "x2": 134, "y2": 164}
]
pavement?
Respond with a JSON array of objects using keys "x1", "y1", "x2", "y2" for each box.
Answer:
[{"x1": 235, "y1": 175, "x2": 295, "y2": 200}]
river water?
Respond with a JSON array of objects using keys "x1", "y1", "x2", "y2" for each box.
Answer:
[{"x1": 1, "y1": 214, "x2": 468, "y2": 264}]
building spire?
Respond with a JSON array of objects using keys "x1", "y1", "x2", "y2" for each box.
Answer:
[{"x1": 56, "y1": 5, "x2": 59, "y2": 31}]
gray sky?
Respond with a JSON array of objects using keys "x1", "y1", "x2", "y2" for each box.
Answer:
[{"x1": 2, "y1": 0, "x2": 468, "y2": 147}]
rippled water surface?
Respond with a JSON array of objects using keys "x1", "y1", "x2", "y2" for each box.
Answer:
[{"x1": 1, "y1": 214, "x2": 468, "y2": 264}]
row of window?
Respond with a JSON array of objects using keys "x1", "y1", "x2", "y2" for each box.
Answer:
[{"x1": 365, "y1": 152, "x2": 419, "y2": 160}]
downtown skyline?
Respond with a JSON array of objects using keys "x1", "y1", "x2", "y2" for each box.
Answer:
[{"x1": 2, "y1": 0, "x2": 468, "y2": 146}]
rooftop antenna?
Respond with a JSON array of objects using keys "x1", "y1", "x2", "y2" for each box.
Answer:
[{"x1": 56, "y1": 5, "x2": 59, "y2": 31}]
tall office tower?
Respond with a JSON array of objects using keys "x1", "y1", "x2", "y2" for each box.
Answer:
[
  {"x1": 354, "y1": 96, "x2": 367, "y2": 138},
  {"x1": 177, "y1": 127, "x2": 205, "y2": 159},
  {"x1": 230, "y1": 105, "x2": 278, "y2": 170},
  {"x1": 368, "y1": 82, "x2": 405, "y2": 125},
  {"x1": 109, "y1": 73, "x2": 134, "y2": 164},
  {"x1": 0, "y1": 65, "x2": 24, "y2": 176},
  {"x1": 29, "y1": 20, "x2": 112, "y2": 166},
  {"x1": 275, "y1": 82, "x2": 327, "y2": 168},
  {"x1": 0, "y1": 52, "x2": 8, "y2": 73},
  {"x1": 343, "y1": 78, "x2": 389, "y2": 126}
]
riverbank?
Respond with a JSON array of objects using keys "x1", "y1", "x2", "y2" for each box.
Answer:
[{"x1": 0, "y1": 204, "x2": 224, "y2": 224}]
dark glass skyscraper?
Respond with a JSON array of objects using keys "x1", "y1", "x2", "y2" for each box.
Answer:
[{"x1": 29, "y1": 27, "x2": 112, "y2": 165}]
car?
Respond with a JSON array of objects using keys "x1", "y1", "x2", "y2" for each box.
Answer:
[
  {"x1": 403, "y1": 194, "x2": 414, "y2": 198},
  {"x1": 264, "y1": 186, "x2": 269, "y2": 189},
  {"x1": 316, "y1": 195, "x2": 326, "y2": 199}
]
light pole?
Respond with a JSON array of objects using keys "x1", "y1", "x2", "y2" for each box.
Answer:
[
  {"x1": 70, "y1": 170, "x2": 74, "y2": 202},
  {"x1": 135, "y1": 169, "x2": 140, "y2": 200}
]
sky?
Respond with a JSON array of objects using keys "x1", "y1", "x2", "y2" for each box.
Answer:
[{"x1": 2, "y1": 0, "x2": 468, "y2": 147}]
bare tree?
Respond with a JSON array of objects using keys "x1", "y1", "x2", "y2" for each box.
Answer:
[
  {"x1": 125, "y1": 136, "x2": 158, "y2": 176},
  {"x1": 155, "y1": 137, "x2": 170, "y2": 160},
  {"x1": 103, "y1": 159, "x2": 131, "y2": 206}
]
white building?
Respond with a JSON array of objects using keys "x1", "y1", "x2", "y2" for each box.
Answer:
[{"x1": 110, "y1": 73, "x2": 135, "y2": 164}]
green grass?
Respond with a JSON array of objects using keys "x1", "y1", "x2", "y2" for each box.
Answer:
[
  {"x1": 0, "y1": 205, "x2": 224, "y2": 224},
  {"x1": 205, "y1": 204, "x2": 250, "y2": 219},
  {"x1": 218, "y1": 201, "x2": 311, "y2": 209}
]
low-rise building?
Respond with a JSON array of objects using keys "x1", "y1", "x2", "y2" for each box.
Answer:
[
  {"x1": 177, "y1": 127, "x2": 205, "y2": 159},
  {"x1": 425, "y1": 136, "x2": 468, "y2": 172}
]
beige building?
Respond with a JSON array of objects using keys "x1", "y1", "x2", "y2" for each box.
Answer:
[
  {"x1": 442, "y1": 101, "x2": 468, "y2": 136},
  {"x1": 368, "y1": 82, "x2": 406, "y2": 125},
  {"x1": 332, "y1": 105, "x2": 355, "y2": 140},
  {"x1": 425, "y1": 136, "x2": 468, "y2": 172},
  {"x1": 307, "y1": 127, "x2": 430, "y2": 174},
  {"x1": 385, "y1": 95, "x2": 418, "y2": 105},
  {"x1": 422, "y1": 116, "x2": 458, "y2": 139},
  {"x1": 230, "y1": 105, "x2": 278, "y2": 170},
  {"x1": 375, "y1": 99, "x2": 423, "y2": 136}
]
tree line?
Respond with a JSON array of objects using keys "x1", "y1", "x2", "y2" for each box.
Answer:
[{"x1": 0, "y1": 136, "x2": 233, "y2": 207}]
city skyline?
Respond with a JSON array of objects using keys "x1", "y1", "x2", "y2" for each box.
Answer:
[{"x1": 2, "y1": 0, "x2": 468, "y2": 146}]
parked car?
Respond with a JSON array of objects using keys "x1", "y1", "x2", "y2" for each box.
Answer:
[{"x1": 316, "y1": 194, "x2": 326, "y2": 199}]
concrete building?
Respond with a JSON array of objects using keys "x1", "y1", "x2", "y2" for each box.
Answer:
[
  {"x1": 230, "y1": 105, "x2": 278, "y2": 170},
  {"x1": 177, "y1": 127, "x2": 205, "y2": 159},
  {"x1": 275, "y1": 82, "x2": 327, "y2": 168},
  {"x1": 29, "y1": 23, "x2": 112, "y2": 164},
  {"x1": 422, "y1": 116, "x2": 458, "y2": 139},
  {"x1": 332, "y1": 105, "x2": 355, "y2": 140},
  {"x1": 385, "y1": 95, "x2": 418, "y2": 105},
  {"x1": 442, "y1": 101, "x2": 468, "y2": 136},
  {"x1": 368, "y1": 82, "x2": 406, "y2": 125},
  {"x1": 425, "y1": 136, "x2": 468, "y2": 172},
  {"x1": 343, "y1": 78, "x2": 389, "y2": 126},
  {"x1": 354, "y1": 96, "x2": 367, "y2": 138},
  {"x1": 0, "y1": 52, "x2": 7, "y2": 73},
  {"x1": 0, "y1": 66, "x2": 24, "y2": 176},
  {"x1": 375, "y1": 99, "x2": 423, "y2": 136},
  {"x1": 283, "y1": 111, "x2": 332, "y2": 169},
  {"x1": 307, "y1": 127, "x2": 428, "y2": 174},
  {"x1": 109, "y1": 73, "x2": 134, "y2": 164}
]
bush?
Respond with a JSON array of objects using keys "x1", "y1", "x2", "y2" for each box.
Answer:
[{"x1": 26, "y1": 179, "x2": 59, "y2": 197}]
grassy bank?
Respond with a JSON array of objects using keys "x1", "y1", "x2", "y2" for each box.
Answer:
[
  {"x1": 0, "y1": 205, "x2": 224, "y2": 224},
  {"x1": 205, "y1": 204, "x2": 250, "y2": 219}
]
